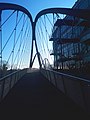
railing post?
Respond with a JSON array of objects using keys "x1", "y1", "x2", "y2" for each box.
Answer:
[
  {"x1": 53, "y1": 72, "x2": 57, "y2": 87},
  {"x1": 30, "y1": 22, "x2": 42, "y2": 68},
  {"x1": 1, "y1": 79, "x2": 5, "y2": 100}
]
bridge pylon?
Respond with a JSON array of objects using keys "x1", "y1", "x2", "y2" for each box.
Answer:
[{"x1": 30, "y1": 22, "x2": 42, "y2": 68}]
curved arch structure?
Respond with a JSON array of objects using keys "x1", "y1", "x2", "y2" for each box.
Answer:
[
  {"x1": 35, "y1": 8, "x2": 90, "y2": 23},
  {"x1": 0, "y1": 3, "x2": 42, "y2": 69},
  {"x1": 32, "y1": 7, "x2": 90, "y2": 68},
  {"x1": 33, "y1": 7, "x2": 90, "y2": 40},
  {"x1": 0, "y1": 3, "x2": 33, "y2": 24},
  {"x1": 1, "y1": 3, "x2": 90, "y2": 68},
  {"x1": 0, "y1": 3, "x2": 38, "y2": 68},
  {"x1": 31, "y1": 52, "x2": 46, "y2": 68}
]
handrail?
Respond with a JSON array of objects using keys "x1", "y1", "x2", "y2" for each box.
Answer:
[
  {"x1": 43, "y1": 68, "x2": 90, "y2": 83},
  {"x1": 41, "y1": 68, "x2": 90, "y2": 112},
  {"x1": 0, "y1": 69, "x2": 27, "y2": 82},
  {"x1": 0, "y1": 68, "x2": 27, "y2": 101}
]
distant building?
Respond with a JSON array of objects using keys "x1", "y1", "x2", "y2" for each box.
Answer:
[{"x1": 50, "y1": 0, "x2": 90, "y2": 71}]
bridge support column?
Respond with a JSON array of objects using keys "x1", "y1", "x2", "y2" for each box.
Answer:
[{"x1": 30, "y1": 22, "x2": 42, "y2": 68}]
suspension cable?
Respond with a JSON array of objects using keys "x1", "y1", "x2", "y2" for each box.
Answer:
[
  {"x1": 45, "y1": 14, "x2": 53, "y2": 27},
  {"x1": 11, "y1": 11, "x2": 18, "y2": 70},
  {"x1": 13, "y1": 16, "x2": 28, "y2": 67},
  {"x1": 2, "y1": 12, "x2": 24, "y2": 52},
  {"x1": 0, "y1": 10, "x2": 16, "y2": 28},
  {"x1": 5, "y1": 12, "x2": 25, "y2": 69},
  {"x1": 40, "y1": 15, "x2": 54, "y2": 61},
  {"x1": 38, "y1": 19, "x2": 47, "y2": 55},
  {"x1": 36, "y1": 26, "x2": 44, "y2": 54},
  {"x1": 17, "y1": 18, "x2": 30, "y2": 69}
]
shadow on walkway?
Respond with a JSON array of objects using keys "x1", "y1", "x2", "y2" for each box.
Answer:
[{"x1": 0, "y1": 70, "x2": 89, "y2": 119}]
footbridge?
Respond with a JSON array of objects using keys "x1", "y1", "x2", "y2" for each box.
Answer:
[{"x1": 0, "y1": 3, "x2": 90, "y2": 119}]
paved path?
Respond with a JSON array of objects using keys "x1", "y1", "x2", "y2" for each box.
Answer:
[{"x1": 0, "y1": 70, "x2": 89, "y2": 119}]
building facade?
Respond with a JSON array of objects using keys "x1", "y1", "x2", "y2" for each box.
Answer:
[{"x1": 50, "y1": 0, "x2": 90, "y2": 71}]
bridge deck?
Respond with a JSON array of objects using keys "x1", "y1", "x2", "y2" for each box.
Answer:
[{"x1": 0, "y1": 70, "x2": 89, "y2": 119}]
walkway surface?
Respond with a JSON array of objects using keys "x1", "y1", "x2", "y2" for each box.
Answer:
[{"x1": 0, "y1": 70, "x2": 89, "y2": 119}]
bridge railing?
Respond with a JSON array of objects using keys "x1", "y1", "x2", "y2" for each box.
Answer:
[
  {"x1": 0, "y1": 68, "x2": 27, "y2": 102},
  {"x1": 40, "y1": 68, "x2": 90, "y2": 113}
]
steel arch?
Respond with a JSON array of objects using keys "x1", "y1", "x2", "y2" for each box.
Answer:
[
  {"x1": 32, "y1": 8, "x2": 90, "y2": 68},
  {"x1": 33, "y1": 7, "x2": 90, "y2": 40},
  {"x1": 34, "y1": 8, "x2": 90, "y2": 23},
  {"x1": 1, "y1": 3, "x2": 90, "y2": 68},
  {"x1": 0, "y1": 3, "x2": 33, "y2": 24}
]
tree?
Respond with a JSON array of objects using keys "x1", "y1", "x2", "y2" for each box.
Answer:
[{"x1": 0, "y1": 60, "x2": 9, "y2": 71}]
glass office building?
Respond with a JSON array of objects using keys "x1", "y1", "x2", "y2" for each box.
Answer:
[{"x1": 50, "y1": 0, "x2": 90, "y2": 72}]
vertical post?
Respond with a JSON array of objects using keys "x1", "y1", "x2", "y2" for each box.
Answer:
[
  {"x1": 0, "y1": 10, "x2": 2, "y2": 78},
  {"x1": 29, "y1": 37, "x2": 34, "y2": 68},
  {"x1": 78, "y1": 42, "x2": 81, "y2": 69},
  {"x1": 34, "y1": 38, "x2": 42, "y2": 68},
  {"x1": 56, "y1": 46, "x2": 58, "y2": 69},
  {"x1": 73, "y1": 16, "x2": 76, "y2": 69},
  {"x1": 30, "y1": 22, "x2": 42, "y2": 68},
  {"x1": 29, "y1": 22, "x2": 35, "y2": 68},
  {"x1": 61, "y1": 44, "x2": 63, "y2": 69},
  {"x1": 60, "y1": 25, "x2": 63, "y2": 70}
]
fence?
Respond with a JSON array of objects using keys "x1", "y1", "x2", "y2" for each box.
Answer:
[
  {"x1": 0, "y1": 69, "x2": 27, "y2": 102},
  {"x1": 41, "y1": 68, "x2": 90, "y2": 113}
]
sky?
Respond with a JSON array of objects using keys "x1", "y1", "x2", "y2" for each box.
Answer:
[
  {"x1": 0, "y1": 0, "x2": 77, "y2": 19},
  {"x1": 0, "y1": 0, "x2": 77, "y2": 68}
]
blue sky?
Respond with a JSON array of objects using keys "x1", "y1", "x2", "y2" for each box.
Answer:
[
  {"x1": 0, "y1": 0, "x2": 77, "y2": 68},
  {"x1": 0, "y1": 0, "x2": 77, "y2": 19}
]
